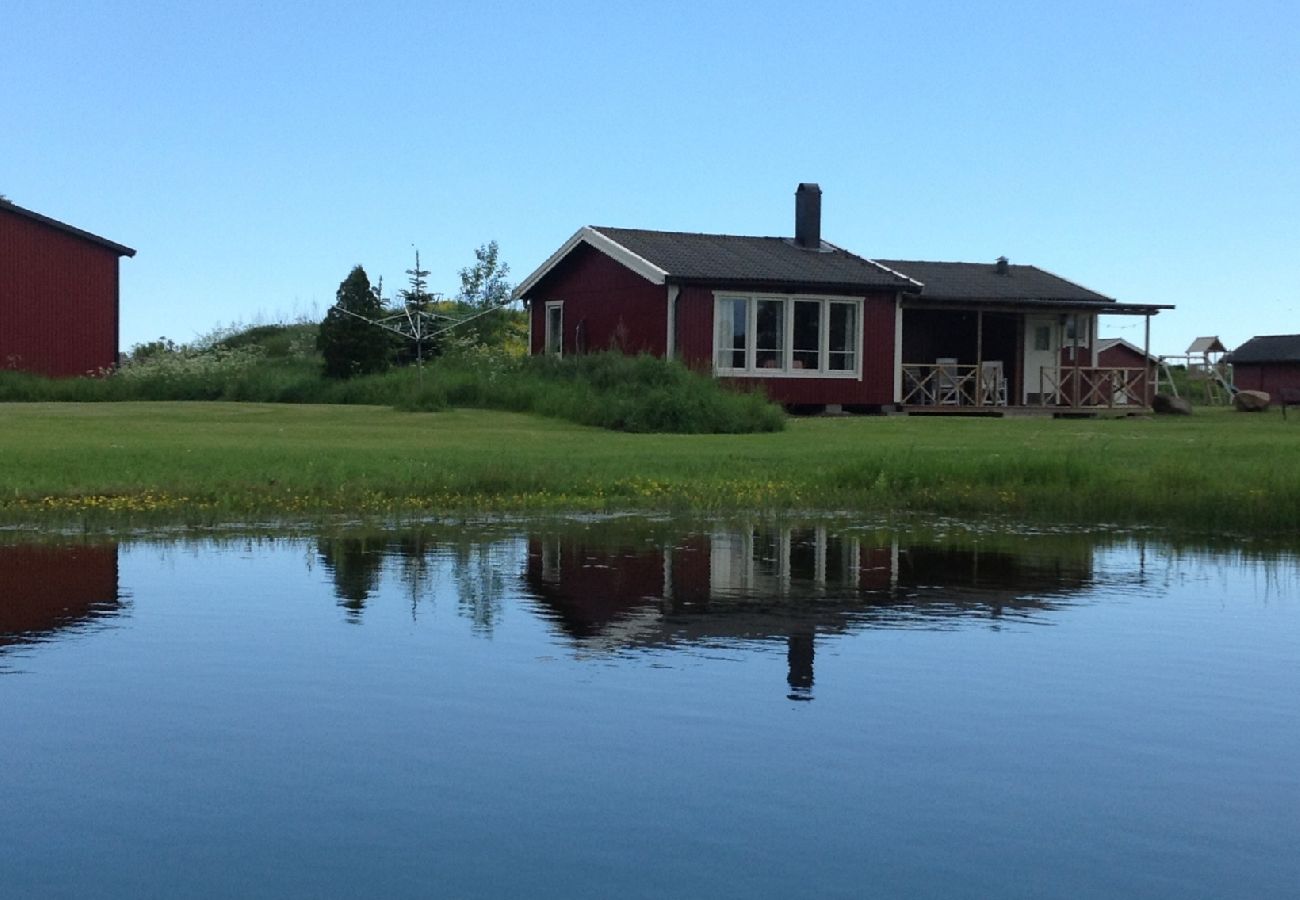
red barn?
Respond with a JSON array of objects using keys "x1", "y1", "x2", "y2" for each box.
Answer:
[
  {"x1": 1226, "y1": 335, "x2": 1300, "y2": 400},
  {"x1": 516, "y1": 184, "x2": 1171, "y2": 414},
  {"x1": 1, "y1": 199, "x2": 135, "y2": 377}
]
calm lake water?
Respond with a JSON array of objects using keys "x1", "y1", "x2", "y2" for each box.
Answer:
[{"x1": 2, "y1": 520, "x2": 1298, "y2": 899}]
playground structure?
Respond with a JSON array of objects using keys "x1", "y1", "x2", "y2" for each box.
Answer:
[{"x1": 1156, "y1": 337, "x2": 1236, "y2": 404}]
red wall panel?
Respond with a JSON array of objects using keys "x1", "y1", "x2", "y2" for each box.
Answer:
[
  {"x1": 526, "y1": 242, "x2": 667, "y2": 356},
  {"x1": 0, "y1": 209, "x2": 122, "y2": 377},
  {"x1": 1233, "y1": 363, "x2": 1300, "y2": 398},
  {"x1": 1097, "y1": 343, "x2": 1154, "y2": 403}
]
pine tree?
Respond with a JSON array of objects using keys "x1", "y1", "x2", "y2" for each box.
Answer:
[{"x1": 317, "y1": 265, "x2": 391, "y2": 379}]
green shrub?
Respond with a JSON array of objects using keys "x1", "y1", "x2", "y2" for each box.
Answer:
[{"x1": 1, "y1": 339, "x2": 784, "y2": 434}]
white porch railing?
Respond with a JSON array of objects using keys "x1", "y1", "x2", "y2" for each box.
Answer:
[
  {"x1": 902, "y1": 363, "x2": 1151, "y2": 408},
  {"x1": 901, "y1": 363, "x2": 1005, "y2": 407},
  {"x1": 1037, "y1": 366, "x2": 1150, "y2": 408}
]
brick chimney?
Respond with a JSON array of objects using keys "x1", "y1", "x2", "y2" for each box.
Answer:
[{"x1": 795, "y1": 183, "x2": 822, "y2": 249}]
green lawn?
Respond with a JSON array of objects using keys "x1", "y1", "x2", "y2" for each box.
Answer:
[{"x1": 1, "y1": 402, "x2": 1297, "y2": 532}]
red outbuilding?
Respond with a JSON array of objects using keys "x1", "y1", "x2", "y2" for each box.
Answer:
[
  {"x1": 1, "y1": 198, "x2": 135, "y2": 377},
  {"x1": 1226, "y1": 335, "x2": 1300, "y2": 401}
]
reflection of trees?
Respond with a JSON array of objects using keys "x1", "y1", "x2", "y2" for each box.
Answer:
[
  {"x1": 315, "y1": 531, "x2": 523, "y2": 633},
  {"x1": 448, "y1": 539, "x2": 517, "y2": 636},
  {"x1": 388, "y1": 533, "x2": 439, "y2": 617},
  {"x1": 317, "y1": 537, "x2": 386, "y2": 623}
]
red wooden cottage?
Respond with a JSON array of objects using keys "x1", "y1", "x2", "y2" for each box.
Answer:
[
  {"x1": 1, "y1": 198, "x2": 136, "y2": 377},
  {"x1": 516, "y1": 184, "x2": 1171, "y2": 414},
  {"x1": 1226, "y1": 335, "x2": 1300, "y2": 400}
]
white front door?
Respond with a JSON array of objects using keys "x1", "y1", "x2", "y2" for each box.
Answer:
[{"x1": 1023, "y1": 316, "x2": 1058, "y2": 404}]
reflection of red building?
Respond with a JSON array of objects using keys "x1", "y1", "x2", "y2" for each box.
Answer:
[
  {"x1": 525, "y1": 527, "x2": 1095, "y2": 699},
  {"x1": 0, "y1": 545, "x2": 120, "y2": 644}
]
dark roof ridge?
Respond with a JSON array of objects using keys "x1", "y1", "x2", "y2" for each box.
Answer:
[
  {"x1": 581, "y1": 226, "x2": 919, "y2": 292},
  {"x1": 592, "y1": 225, "x2": 795, "y2": 241},
  {"x1": 0, "y1": 198, "x2": 136, "y2": 257}
]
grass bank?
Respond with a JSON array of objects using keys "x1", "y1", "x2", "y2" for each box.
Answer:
[
  {"x1": 1, "y1": 403, "x2": 1297, "y2": 534},
  {"x1": 0, "y1": 347, "x2": 783, "y2": 434}
]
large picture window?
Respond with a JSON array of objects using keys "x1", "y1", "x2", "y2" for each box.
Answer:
[{"x1": 713, "y1": 293, "x2": 862, "y2": 377}]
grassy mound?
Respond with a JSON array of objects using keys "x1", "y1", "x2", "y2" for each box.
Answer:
[{"x1": 0, "y1": 334, "x2": 784, "y2": 434}]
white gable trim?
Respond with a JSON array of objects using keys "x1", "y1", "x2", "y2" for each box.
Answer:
[
  {"x1": 513, "y1": 226, "x2": 669, "y2": 300},
  {"x1": 1097, "y1": 336, "x2": 1159, "y2": 363},
  {"x1": 821, "y1": 240, "x2": 925, "y2": 290}
]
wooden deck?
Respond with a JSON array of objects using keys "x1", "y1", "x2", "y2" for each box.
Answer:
[
  {"x1": 900, "y1": 362, "x2": 1153, "y2": 418},
  {"x1": 900, "y1": 404, "x2": 1150, "y2": 419}
]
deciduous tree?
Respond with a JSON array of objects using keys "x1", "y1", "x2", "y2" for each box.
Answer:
[{"x1": 452, "y1": 241, "x2": 520, "y2": 349}]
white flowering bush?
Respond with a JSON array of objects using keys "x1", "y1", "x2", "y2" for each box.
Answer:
[{"x1": 116, "y1": 343, "x2": 267, "y2": 382}]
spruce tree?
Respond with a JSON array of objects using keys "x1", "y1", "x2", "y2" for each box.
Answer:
[{"x1": 318, "y1": 265, "x2": 391, "y2": 379}]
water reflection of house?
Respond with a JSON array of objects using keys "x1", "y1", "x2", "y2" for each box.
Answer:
[
  {"x1": 0, "y1": 544, "x2": 121, "y2": 648},
  {"x1": 526, "y1": 528, "x2": 1095, "y2": 700}
]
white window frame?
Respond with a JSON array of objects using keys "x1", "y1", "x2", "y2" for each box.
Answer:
[
  {"x1": 712, "y1": 291, "x2": 864, "y2": 379},
  {"x1": 544, "y1": 301, "x2": 564, "y2": 356},
  {"x1": 1064, "y1": 313, "x2": 1092, "y2": 348}
]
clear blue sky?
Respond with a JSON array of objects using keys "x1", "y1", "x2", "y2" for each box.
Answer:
[{"x1": 4, "y1": 0, "x2": 1296, "y2": 355}]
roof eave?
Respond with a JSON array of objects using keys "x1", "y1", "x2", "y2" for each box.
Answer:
[
  {"x1": 666, "y1": 274, "x2": 922, "y2": 294},
  {"x1": 901, "y1": 297, "x2": 1173, "y2": 314},
  {"x1": 0, "y1": 199, "x2": 136, "y2": 257}
]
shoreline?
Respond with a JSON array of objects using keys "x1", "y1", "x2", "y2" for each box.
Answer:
[{"x1": 2, "y1": 401, "x2": 1297, "y2": 536}]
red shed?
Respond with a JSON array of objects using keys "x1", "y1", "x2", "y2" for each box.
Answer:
[
  {"x1": 1, "y1": 199, "x2": 135, "y2": 377},
  {"x1": 1096, "y1": 337, "x2": 1159, "y2": 405},
  {"x1": 1226, "y1": 335, "x2": 1300, "y2": 400},
  {"x1": 516, "y1": 185, "x2": 1171, "y2": 413}
]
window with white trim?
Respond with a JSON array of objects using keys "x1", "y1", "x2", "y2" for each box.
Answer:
[
  {"x1": 544, "y1": 301, "x2": 563, "y2": 355},
  {"x1": 713, "y1": 293, "x2": 862, "y2": 377},
  {"x1": 1064, "y1": 313, "x2": 1091, "y2": 347},
  {"x1": 716, "y1": 297, "x2": 748, "y2": 368}
]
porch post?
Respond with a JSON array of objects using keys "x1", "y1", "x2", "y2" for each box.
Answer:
[
  {"x1": 975, "y1": 310, "x2": 984, "y2": 407},
  {"x1": 665, "y1": 285, "x2": 679, "y2": 359},
  {"x1": 893, "y1": 295, "x2": 903, "y2": 404},
  {"x1": 1071, "y1": 313, "x2": 1081, "y2": 408},
  {"x1": 1143, "y1": 312, "x2": 1152, "y2": 406}
]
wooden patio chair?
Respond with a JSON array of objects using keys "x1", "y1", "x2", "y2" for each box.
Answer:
[{"x1": 980, "y1": 360, "x2": 1007, "y2": 406}]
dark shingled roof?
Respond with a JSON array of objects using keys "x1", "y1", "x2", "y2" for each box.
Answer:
[
  {"x1": 1226, "y1": 334, "x2": 1300, "y2": 364},
  {"x1": 0, "y1": 198, "x2": 136, "y2": 257},
  {"x1": 876, "y1": 259, "x2": 1114, "y2": 303},
  {"x1": 591, "y1": 226, "x2": 919, "y2": 291}
]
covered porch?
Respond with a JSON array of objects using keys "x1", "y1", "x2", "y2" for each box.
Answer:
[{"x1": 896, "y1": 299, "x2": 1171, "y2": 415}]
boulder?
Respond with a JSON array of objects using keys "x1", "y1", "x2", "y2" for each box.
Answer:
[
  {"x1": 1233, "y1": 389, "x2": 1270, "y2": 412},
  {"x1": 1153, "y1": 394, "x2": 1193, "y2": 415}
]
